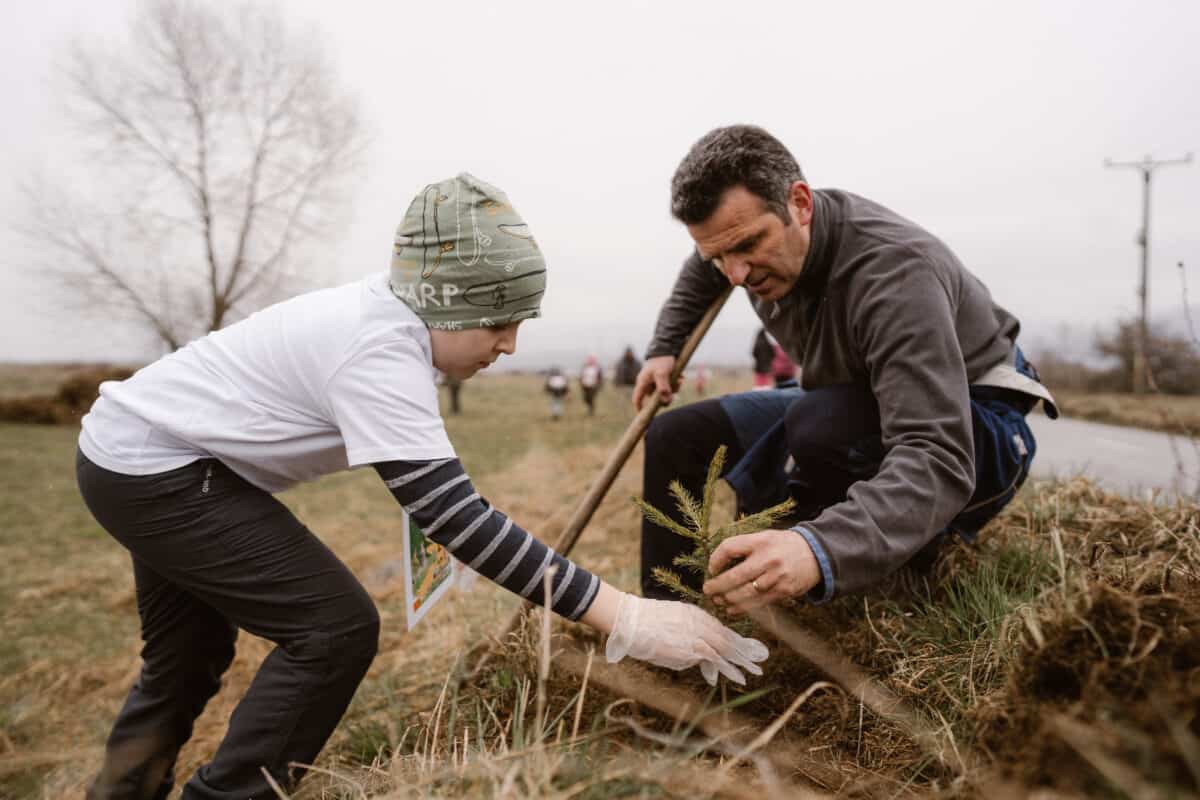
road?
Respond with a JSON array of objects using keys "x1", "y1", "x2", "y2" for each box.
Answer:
[{"x1": 1027, "y1": 413, "x2": 1200, "y2": 499}]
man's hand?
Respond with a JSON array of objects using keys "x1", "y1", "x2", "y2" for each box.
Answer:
[
  {"x1": 632, "y1": 355, "x2": 678, "y2": 411},
  {"x1": 703, "y1": 530, "x2": 821, "y2": 615}
]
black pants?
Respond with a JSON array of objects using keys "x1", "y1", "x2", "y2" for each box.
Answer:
[
  {"x1": 582, "y1": 386, "x2": 598, "y2": 415},
  {"x1": 76, "y1": 452, "x2": 380, "y2": 800}
]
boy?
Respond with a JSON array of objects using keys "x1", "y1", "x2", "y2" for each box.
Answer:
[{"x1": 78, "y1": 174, "x2": 767, "y2": 800}]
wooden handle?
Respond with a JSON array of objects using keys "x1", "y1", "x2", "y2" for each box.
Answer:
[
  {"x1": 468, "y1": 286, "x2": 733, "y2": 676},
  {"x1": 552, "y1": 284, "x2": 733, "y2": 557}
]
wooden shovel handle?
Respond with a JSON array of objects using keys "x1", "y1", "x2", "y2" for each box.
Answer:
[
  {"x1": 468, "y1": 285, "x2": 733, "y2": 676},
  {"x1": 552, "y1": 284, "x2": 733, "y2": 557}
]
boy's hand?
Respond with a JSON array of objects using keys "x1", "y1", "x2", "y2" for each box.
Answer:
[
  {"x1": 604, "y1": 592, "x2": 768, "y2": 685},
  {"x1": 703, "y1": 530, "x2": 821, "y2": 615},
  {"x1": 633, "y1": 355, "x2": 678, "y2": 410}
]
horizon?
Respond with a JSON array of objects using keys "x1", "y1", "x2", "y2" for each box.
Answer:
[{"x1": 1, "y1": 1, "x2": 1197, "y2": 368}]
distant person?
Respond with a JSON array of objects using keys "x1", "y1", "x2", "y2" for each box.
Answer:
[
  {"x1": 76, "y1": 174, "x2": 766, "y2": 800},
  {"x1": 442, "y1": 372, "x2": 463, "y2": 415},
  {"x1": 614, "y1": 346, "x2": 642, "y2": 387},
  {"x1": 545, "y1": 366, "x2": 570, "y2": 420},
  {"x1": 770, "y1": 339, "x2": 796, "y2": 387},
  {"x1": 693, "y1": 365, "x2": 711, "y2": 397},
  {"x1": 634, "y1": 125, "x2": 1057, "y2": 616},
  {"x1": 580, "y1": 355, "x2": 603, "y2": 416},
  {"x1": 751, "y1": 328, "x2": 774, "y2": 389}
]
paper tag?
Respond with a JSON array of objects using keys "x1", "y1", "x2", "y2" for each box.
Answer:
[{"x1": 402, "y1": 511, "x2": 455, "y2": 630}]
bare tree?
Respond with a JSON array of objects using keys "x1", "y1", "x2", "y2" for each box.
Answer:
[{"x1": 24, "y1": 0, "x2": 365, "y2": 350}]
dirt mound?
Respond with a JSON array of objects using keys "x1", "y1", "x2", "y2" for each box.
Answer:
[
  {"x1": 0, "y1": 366, "x2": 133, "y2": 424},
  {"x1": 977, "y1": 583, "x2": 1200, "y2": 795},
  {"x1": 470, "y1": 475, "x2": 1200, "y2": 797}
]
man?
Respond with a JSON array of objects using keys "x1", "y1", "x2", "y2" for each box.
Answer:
[
  {"x1": 614, "y1": 346, "x2": 642, "y2": 387},
  {"x1": 751, "y1": 328, "x2": 775, "y2": 388},
  {"x1": 634, "y1": 125, "x2": 1056, "y2": 614}
]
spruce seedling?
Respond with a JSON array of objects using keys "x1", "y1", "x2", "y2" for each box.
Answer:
[{"x1": 633, "y1": 445, "x2": 797, "y2": 615}]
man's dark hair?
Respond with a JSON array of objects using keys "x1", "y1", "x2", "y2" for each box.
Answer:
[{"x1": 670, "y1": 125, "x2": 805, "y2": 225}]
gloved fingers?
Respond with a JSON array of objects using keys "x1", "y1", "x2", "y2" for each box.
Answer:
[
  {"x1": 705, "y1": 631, "x2": 765, "y2": 677},
  {"x1": 690, "y1": 607, "x2": 757, "y2": 655},
  {"x1": 710, "y1": 657, "x2": 747, "y2": 685},
  {"x1": 732, "y1": 635, "x2": 770, "y2": 665},
  {"x1": 727, "y1": 649, "x2": 765, "y2": 677},
  {"x1": 687, "y1": 612, "x2": 769, "y2": 679},
  {"x1": 693, "y1": 639, "x2": 747, "y2": 686}
]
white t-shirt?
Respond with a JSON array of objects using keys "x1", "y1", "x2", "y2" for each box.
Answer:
[{"x1": 79, "y1": 273, "x2": 456, "y2": 493}]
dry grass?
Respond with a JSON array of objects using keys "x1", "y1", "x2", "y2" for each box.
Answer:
[
  {"x1": 0, "y1": 365, "x2": 136, "y2": 425},
  {"x1": 0, "y1": 364, "x2": 109, "y2": 398},
  {"x1": 1054, "y1": 389, "x2": 1200, "y2": 435},
  {"x1": 2, "y1": 374, "x2": 1198, "y2": 799}
]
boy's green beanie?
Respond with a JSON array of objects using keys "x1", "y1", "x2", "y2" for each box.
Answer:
[{"x1": 389, "y1": 173, "x2": 546, "y2": 330}]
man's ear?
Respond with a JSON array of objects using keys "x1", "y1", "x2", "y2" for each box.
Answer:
[{"x1": 789, "y1": 181, "x2": 814, "y2": 226}]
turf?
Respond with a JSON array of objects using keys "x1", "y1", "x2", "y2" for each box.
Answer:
[{"x1": 1, "y1": 373, "x2": 1197, "y2": 798}]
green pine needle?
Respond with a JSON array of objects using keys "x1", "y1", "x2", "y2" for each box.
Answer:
[
  {"x1": 673, "y1": 552, "x2": 710, "y2": 574},
  {"x1": 714, "y1": 497, "x2": 797, "y2": 541},
  {"x1": 669, "y1": 480, "x2": 705, "y2": 530},
  {"x1": 631, "y1": 497, "x2": 701, "y2": 542},
  {"x1": 698, "y1": 445, "x2": 727, "y2": 532},
  {"x1": 635, "y1": 446, "x2": 797, "y2": 634},
  {"x1": 650, "y1": 567, "x2": 705, "y2": 604}
]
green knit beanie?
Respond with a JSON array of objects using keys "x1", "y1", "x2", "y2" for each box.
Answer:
[{"x1": 389, "y1": 173, "x2": 546, "y2": 330}]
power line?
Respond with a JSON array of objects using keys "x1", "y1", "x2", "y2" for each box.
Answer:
[{"x1": 1103, "y1": 152, "x2": 1193, "y2": 393}]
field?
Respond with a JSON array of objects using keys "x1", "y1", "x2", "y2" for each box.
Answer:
[
  {"x1": 1053, "y1": 389, "x2": 1200, "y2": 436},
  {"x1": 1, "y1": 371, "x2": 1198, "y2": 798},
  {"x1": 0, "y1": 364, "x2": 102, "y2": 397}
]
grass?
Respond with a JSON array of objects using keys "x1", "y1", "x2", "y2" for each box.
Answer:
[
  {"x1": 0, "y1": 370, "x2": 733, "y2": 797},
  {"x1": 0, "y1": 363, "x2": 115, "y2": 398},
  {"x1": 1, "y1": 371, "x2": 1198, "y2": 798},
  {"x1": 891, "y1": 539, "x2": 1058, "y2": 650},
  {"x1": 1053, "y1": 388, "x2": 1200, "y2": 435}
]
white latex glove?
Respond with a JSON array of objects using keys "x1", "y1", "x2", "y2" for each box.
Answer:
[{"x1": 604, "y1": 592, "x2": 769, "y2": 685}]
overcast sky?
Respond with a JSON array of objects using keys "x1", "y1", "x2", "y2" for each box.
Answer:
[{"x1": 2, "y1": 0, "x2": 1197, "y2": 370}]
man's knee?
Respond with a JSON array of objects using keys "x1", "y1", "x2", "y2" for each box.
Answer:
[
  {"x1": 784, "y1": 385, "x2": 882, "y2": 467},
  {"x1": 645, "y1": 400, "x2": 730, "y2": 462},
  {"x1": 645, "y1": 406, "x2": 694, "y2": 456},
  {"x1": 784, "y1": 400, "x2": 834, "y2": 458}
]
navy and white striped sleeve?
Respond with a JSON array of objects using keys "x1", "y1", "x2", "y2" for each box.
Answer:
[{"x1": 373, "y1": 458, "x2": 600, "y2": 620}]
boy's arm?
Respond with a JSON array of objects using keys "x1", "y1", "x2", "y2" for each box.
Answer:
[
  {"x1": 374, "y1": 458, "x2": 599, "y2": 620},
  {"x1": 373, "y1": 458, "x2": 770, "y2": 685}
]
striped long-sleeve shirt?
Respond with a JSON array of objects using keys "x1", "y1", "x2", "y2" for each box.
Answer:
[{"x1": 374, "y1": 458, "x2": 600, "y2": 620}]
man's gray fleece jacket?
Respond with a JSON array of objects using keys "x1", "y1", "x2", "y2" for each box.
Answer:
[{"x1": 646, "y1": 188, "x2": 1055, "y2": 599}]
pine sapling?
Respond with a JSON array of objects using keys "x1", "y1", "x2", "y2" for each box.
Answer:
[{"x1": 633, "y1": 445, "x2": 796, "y2": 617}]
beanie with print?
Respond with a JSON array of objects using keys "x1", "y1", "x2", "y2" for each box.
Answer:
[{"x1": 389, "y1": 173, "x2": 546, "y2": 330}]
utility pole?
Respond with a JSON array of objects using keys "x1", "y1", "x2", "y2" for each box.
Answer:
[{"x1": 1104, "y1": 153, "x2": 1193, "y2": 394}]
